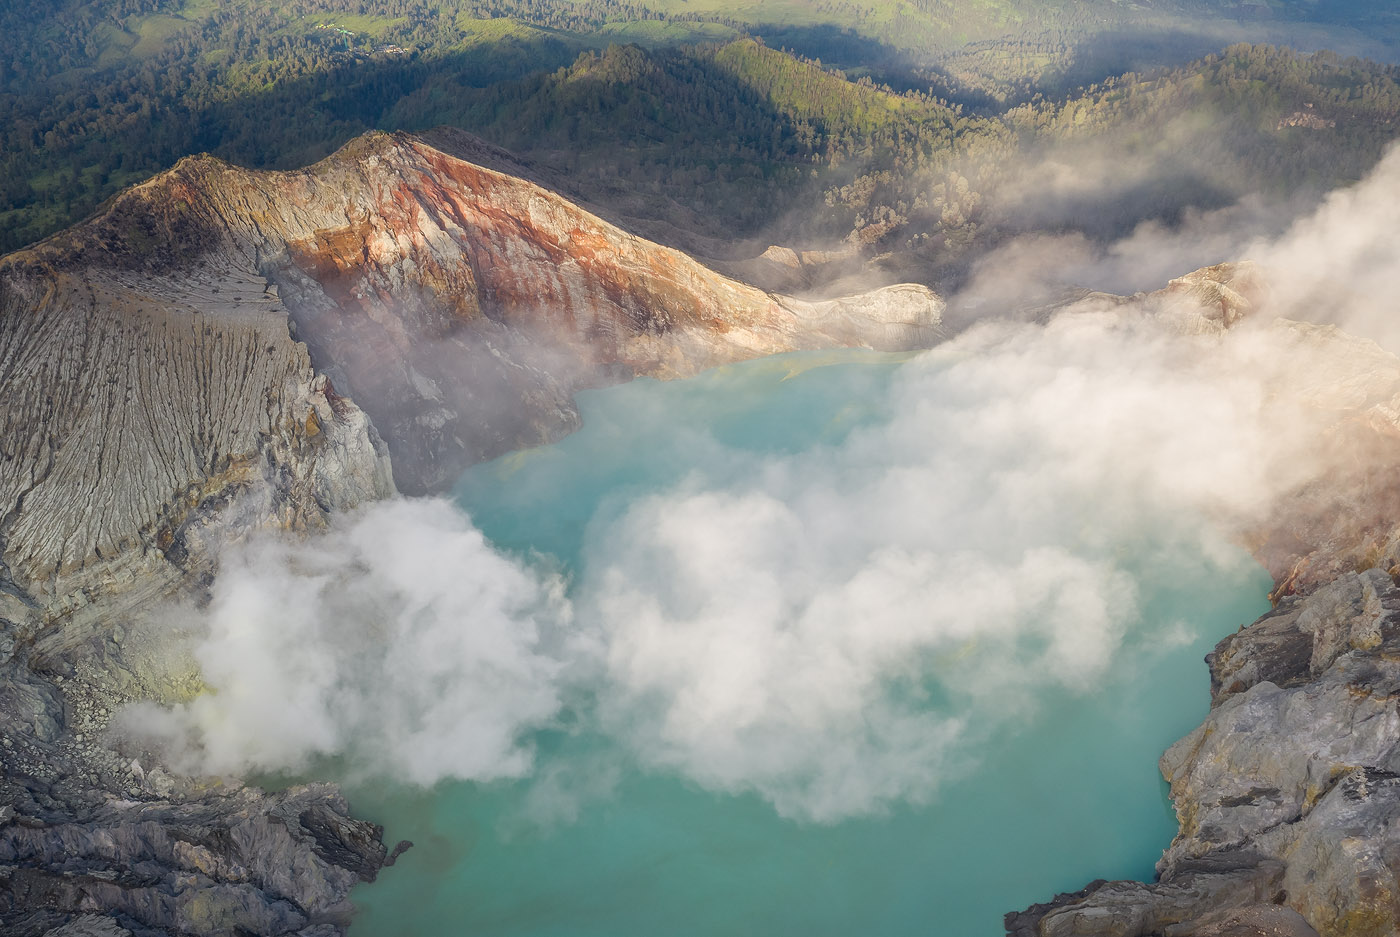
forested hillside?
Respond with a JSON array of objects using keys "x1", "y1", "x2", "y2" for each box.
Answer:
[{"x1": 3, "y1": 0, "x2": 1399, "y2": 257}]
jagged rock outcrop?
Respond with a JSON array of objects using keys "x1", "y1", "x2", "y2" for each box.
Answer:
[
  {"x1": 23, "y1": 129, "x2": 940, "y2": 498},
  {"x1": 1, "y1": 773, "x2": 399, "y2": 937},
  {"x1": 0, "y1": 250, "x2": 394, "y2": 936},
  {"x1": 1010, "y1": 571, "x2": 1400, "y2": 937},
  {"x1": 0, "y1": 628, "x2": 406, "y2": 937},
  {"x1": 1163, "y1": 262, "x2": 1270, "y2": 329}
]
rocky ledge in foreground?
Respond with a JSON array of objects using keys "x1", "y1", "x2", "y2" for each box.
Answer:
[
  {"x1": 0, "y1": 779, "x2": 399, "y2": 937},
  {"x1": 1009, "y1": 570, "x2": 1400, "y2": 937},
  {"x1": 0, "y1": 650, "x2": 406, "y2": 937}
]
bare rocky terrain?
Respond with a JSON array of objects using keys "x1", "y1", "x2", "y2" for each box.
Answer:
[{"x1": 1008, "y1": 568, "x2": 1400, "y2": 937}]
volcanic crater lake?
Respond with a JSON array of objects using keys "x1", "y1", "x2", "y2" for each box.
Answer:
[{"x1": 341, "y1": 349, "x2": 1271, "y2": 937}]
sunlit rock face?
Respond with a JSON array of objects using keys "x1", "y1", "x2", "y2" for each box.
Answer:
[
  {"x1": 0, "y1": 260, "x2": 395, "y2": 649},
  {"x1": 1163, "y1": 261, "x2": 1271, "y2": 329},
  {"x1": 41, "y1": 130, "x2": 939, "y2": 498},
  {"x1": 0, "y1": 129, "x2": 941, "y2": 634},
  {"x1": 1011, "y1": 573, "x2": 1400, "y2": 937}
]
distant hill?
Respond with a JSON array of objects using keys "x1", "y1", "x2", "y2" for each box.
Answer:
[{"x1": 2, "y1": 0, "x2": 1399, "y2": 256}]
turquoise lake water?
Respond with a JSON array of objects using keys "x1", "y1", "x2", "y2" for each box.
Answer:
[{"x1": 341, "y1": 350, "x2": 1272, "y2": 937}]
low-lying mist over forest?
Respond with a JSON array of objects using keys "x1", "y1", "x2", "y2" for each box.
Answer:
[{"x1": 6, "y1": 0, "x2": 1400, "y2": 270}]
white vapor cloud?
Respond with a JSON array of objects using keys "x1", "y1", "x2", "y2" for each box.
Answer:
[
  {"x1": 1247, "y1": 143, "x2": 1400, "y2": 351},
  {"x1": 117, "y1": 142, "x2": 1400, "y2": 824},
  {"x1": 118, "y1": 499, "x2": 569, "y2": 785},
  {"x1": 581, "y1": 311, "x2": 1327, "y2": 820},
  {"x1": 948, "y1": 190, "x2": 1309, "y2": 331}
]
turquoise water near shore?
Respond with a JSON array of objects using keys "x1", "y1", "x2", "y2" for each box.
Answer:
[{"x1": 342, "y1": 350, "x2": 1272, "y2": 937}]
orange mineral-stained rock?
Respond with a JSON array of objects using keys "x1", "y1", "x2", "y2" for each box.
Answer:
[
  {"x1": 0, "y1": 129, "x2": 941, "y2": 631},
  {"x1": 124, "y1": 131, "x2": 940, "y2": 495}
]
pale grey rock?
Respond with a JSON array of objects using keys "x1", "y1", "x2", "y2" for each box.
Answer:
[
  {"x1": 1165, "y1": 906, "x2": 1320, "y2": 937},
  {"x1": 790, "y1": 283, "x2": 945, "y2": 350},
  {"x1": 0, "y1": 755, "x2": 394, "y2": 937},
  {"x1": 1011, "y1": 571, "x2": 1400, "y2": 936},
  {"x1": 0, "y1": 142, "x2": 406, "y2": 934},
  {"x1": 1027, "y1": 859, "x2": 1286, "y2": 937},
  {"x1": 0, "y1": 628, "x2": 400, "y2": 937},
  {"x1": 0, "y1": 259, "x2": 395, "y2": 649}
]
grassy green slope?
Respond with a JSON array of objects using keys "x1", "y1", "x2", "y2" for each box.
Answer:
[{"x1": 390, "y1": 39, "x2": 1400, "y2": 265}]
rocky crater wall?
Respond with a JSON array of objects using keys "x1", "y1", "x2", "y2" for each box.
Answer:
[
  {"x1": 1010, "y1": 267, "x2": 1400, "y2": 937},
  {"x1": 0, "y1": 130, "x2": 943, "y2": 937}
]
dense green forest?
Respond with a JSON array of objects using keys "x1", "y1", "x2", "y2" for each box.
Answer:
[{"x1": 2, "y1": 0, "x2": 1400, "y2": 256}]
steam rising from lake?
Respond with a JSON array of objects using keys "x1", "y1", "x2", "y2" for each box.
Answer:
[
  {"x1": 118, "y1": 314, "x2": 1323, "y2": 820},
  {"x1": 120, "y1": 501, "x2": 569, "y2": 785},
  {"x1": 118, "y1": 144, "x2": 1400, "y2": 822},
  {"x1": 578, "y1": 311, "x2": 1329, "y2": 819}
]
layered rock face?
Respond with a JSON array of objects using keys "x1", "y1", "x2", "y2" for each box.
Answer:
[
  {"x1": 0, "y1": 263, "x2": 394, "y2": 648},
  {"x1": 1009, "y1": 572, "x2": 1400, "y2": 937},
  {"x1": 37, "y1": 130, "x2": 940, "y2": 496},
  {"x1": 0, "y1": 253, "x2": 399, "y2": 935},
  {"x1": 1010, "y1": 267, "x2": 1400, "y2": 937},
  {"x1": 0, "y1": 214, "x2": 402, "y2": 932},
  {"x1": 0, "y1": 131, "x2": 941, "y2": 936},
  {"x1": 1, "y1": 772, "x2": 401, "y2": 937},
  {"x1": 2, "y1": 128, "x2": 943, "y2": 648}
]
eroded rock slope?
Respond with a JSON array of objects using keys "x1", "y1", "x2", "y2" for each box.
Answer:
[
  {"x1": 51, "y1": 130, "x2": 940, "y2": 496},
  {"x1": 1009, "y1": 572, "x2": 1400, "y2": 937},
  {"x1": 3, "y1": 128, "x2": 942, "y2": 643}
]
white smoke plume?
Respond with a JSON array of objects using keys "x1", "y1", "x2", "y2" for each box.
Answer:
[
  {"x1": 1246, "y1": 143, "x2": 1400, "y2": 351},
  {"x1": 119, "y1": 499, "x2": 570, "y2": 785},
  {"x1": 580, "y1": 310, "x2": 1332, "y2": 820},
  {"x1": 118, "y1": 143, "x2": 1400, "y2": 822}
]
